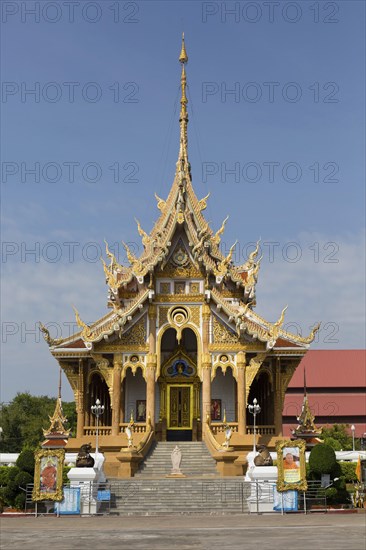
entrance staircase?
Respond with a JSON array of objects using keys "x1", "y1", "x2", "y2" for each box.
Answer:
[
  {"x1": 108, "y1": 442, "x2": 248, "y2": 515},
  {"x1": 134, "y1": 441, "x2": 218, "y2": 478}
]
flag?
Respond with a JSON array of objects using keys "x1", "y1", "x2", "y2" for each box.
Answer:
[{"x1": 355, "y1": 455, "x2": 362, "y2": 482}]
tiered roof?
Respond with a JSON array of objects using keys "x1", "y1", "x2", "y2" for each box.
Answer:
[{"x1": 42, "y1": 36, "x2": 319, "y2": 353}]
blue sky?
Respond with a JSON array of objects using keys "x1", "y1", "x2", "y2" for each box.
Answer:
[{"x1": 1, "y1": 0, "x2": 365, "y2": 401}]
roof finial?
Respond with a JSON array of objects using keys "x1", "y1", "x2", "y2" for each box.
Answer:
[
  {"x1": 177, "y1": 33, "x2": 189, "y2": 175},
  {"x1": 179, "y1": 32, "x2": 188, "y2": 64},
  {"x1": 58, "y1": 364, "x2": 62, "y2": 399}
]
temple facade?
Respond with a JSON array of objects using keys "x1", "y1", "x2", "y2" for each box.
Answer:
[{"x1": 41, "y1": 37, "x2": 319, "y2": 477}]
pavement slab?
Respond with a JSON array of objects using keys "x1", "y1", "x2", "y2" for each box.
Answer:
[{"x1": 1, "y1": 513, "x2": 365, "y2": 550}]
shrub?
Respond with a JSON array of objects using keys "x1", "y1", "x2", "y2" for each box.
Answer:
[
  {"x1": 14, "y1": 493, "x2": 26, "y2": 511},
  {"x1": 0, "y1": 466, "x2": 11, "y2": 486},
  {"x1": 323, "y1": 436, "x2": 342, "y2": 451},
  {"x1": 1, "y1": 466, "x2": 20, "y2": 506},
  {"x1": 16, "y1": 449, "x2": 35, "y2": 474},
  {"x1": 309, "y1": 444, "x2": 337, "y2": 475},
  {"x1": 62, "y1": 466, "x2": 72, "y2": 485},
  {"x1": 339, "y1": 461, "x2": 357, "y2": 482},
  {"x1": 14, "y1": 470, "x2": 33, "y2": 488}
]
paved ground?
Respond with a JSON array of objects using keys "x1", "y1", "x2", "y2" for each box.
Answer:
[{"x1": 1, "y1": 513, "x2": 365, "y2": 550}]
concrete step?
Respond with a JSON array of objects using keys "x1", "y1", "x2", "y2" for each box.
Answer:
[{"x1": 108, "y1": 478, "x2": 247, "y2": 515}]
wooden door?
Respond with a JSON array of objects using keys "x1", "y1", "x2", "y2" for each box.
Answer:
[{"x1": 168, "y1": 385, "x2": 191, "y2": 429}]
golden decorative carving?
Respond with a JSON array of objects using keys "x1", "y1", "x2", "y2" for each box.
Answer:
[
  {"x1": 189, "y1": 306, "x2": 200, "y2": 328},
  {"x1": 135, "y1": 218, "x2": 151, "y2": 247},
  {"x1": 72, "y1": 305, "x2": 92, "y2": 341},
  {"x1": 97, "y1": 344, "x2": 149, "y2": 352},
  {"x1": 198, "y1": 192, "x2": 210, "y2": 211},
  {"x1": 213, "y1": 316, "x2": 238, "y2": 344},
  {"x1": 167, "y1": 305, "x2": 190, "y2": 342},
  {"x1": 245, "y1": 353, "x2": 268, "y2": 399},
  {"x1": 211, "y1": 216, "x2": 229, "y2": 247},
  {"x1": 39, "y1": 322, "x2": 63, "y2": 347},
  {"x1": 100, "y1": 257, "x2": 119, "y2": 291},
  {"x1": 159, "y1": 306, "x2": 169, "y2": 327},
  {"x1": 267, "y1": 306, "x2": 288, "y2": 346},
  {"x1": 159, "y1": 259, "x2": 202, "y2": 278},
  {"x1": 91, "y1": 354, "x2": 113, "y2": 405},
  {"x1": 202, "y1": 303, "x2": 210, "y2": 320},
  {"x1": 214, "y1": 241, "x2": 237, "y2": 278},
  {"x1": 246, "y1": 258, "x2": 261, "y2": 288},
  {"x1": 123, "y1": 242, "x2": 145, "y2": 276},
  {"x1": 280, "y1": 362, "x2": 298, "y2": 405},
  {"x1": 119, "y1": 319, "x2": 146, "y2": 346},
  {"x1": 298, "y1": 322, "x2": 321, "y2": 344},
  {"x1": 174, "y1": 281, "x2": 186, "y2": 294},
  {"x1": 155, "y1": 294, "x2": 205, "y2": 303},
  {"x1": 155, "y1": 192, "x2": 166, "y2": 211},
  {"x1": 246, "y1": 238, "x2": 261, "y2": 267},
  {"x1": 189, "y1": 282, "x2": 200, "y2": 294},
  {"x1": 160, "y1": 282, "x2": 171, "y2": 294},
  {"x1": 172, "y1": 245, "x2": 189, "y2": 267},
  {"x1": 104, "y1": 239, "x2": 123, "y2": 271},
  {"x1": 208, "y1": 343, "x2": 262, "y2": 352}
]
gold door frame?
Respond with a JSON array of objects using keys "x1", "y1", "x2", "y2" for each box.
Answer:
[{"x1": 167, "y1": 384, "x2": 193, "y2": 430}]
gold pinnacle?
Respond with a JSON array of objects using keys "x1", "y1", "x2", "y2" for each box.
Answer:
[{"x1": 179, "y1": 32, "x2": 188, "y2": 64}]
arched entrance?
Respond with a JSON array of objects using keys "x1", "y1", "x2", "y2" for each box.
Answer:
[
  {"x1": 87, "y1": 372, "x2": 111, "y2": 427},
  {"x1": 158, "y1": 327, "x2": 200, "y2": 441},
  {"x1": 247, "y1": 370, "x2": 274, "y2": 427}
]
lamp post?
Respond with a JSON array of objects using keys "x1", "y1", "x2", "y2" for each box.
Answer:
[
  {"x1": 248, "y1": 397, "x2": 261, "y2": 453},
  {"x1": 351, "y1": 424, "x2": 355, "y2": 452},
  {"x1": 91, "y1": 398, "x2": 105, "y2": 456}
]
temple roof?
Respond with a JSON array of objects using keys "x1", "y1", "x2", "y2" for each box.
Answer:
[{"x1": 42, "y1": 36, "x2": 319, "y2": 354}]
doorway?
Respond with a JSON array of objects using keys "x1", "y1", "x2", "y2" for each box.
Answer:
[{"x1": 167, "y1": 384, "x2": 192, "y2": 441}]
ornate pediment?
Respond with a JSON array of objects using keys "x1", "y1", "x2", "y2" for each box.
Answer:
[{"x1": 159, "y1": 238, "x2": 203, "y2": 279}]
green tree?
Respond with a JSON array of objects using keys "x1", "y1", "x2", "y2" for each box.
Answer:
[
  {"x1": 0, "y1": 393, "x2": 76, "y2": 452},
  {"x1": 322, "y1": 424, "x2": 358, "y2": 451},
  {"x1": 308, "y1": 444, "x2": 350, "y2": 505},
  {"x1": 309, "y1": 443, "x2": 337, "y2": 475}
]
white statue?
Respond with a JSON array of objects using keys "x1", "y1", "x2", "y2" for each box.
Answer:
[
  {"x1": 222, "y1": 424, "x2": 232, "y2": 449},
  {"x1": 171, "y1": 445, "x2": 182, "y2": 474},
  {"x1": 125, "y1": 424, "x2": 133, "y2": 448}
]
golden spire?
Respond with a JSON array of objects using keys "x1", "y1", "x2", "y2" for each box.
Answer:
[
  {"x1": 293, "y1": 368, "x2": 322, "y2": 436},
  {"x1": 177, "y1": 33, "x2": 189, "y2": 174},
  {"x1": 179, "y1": 32, "x2": 188, "y2": 63},
  {"x1": 43, "y1": 366, "x2": 70, "y2": 437}
]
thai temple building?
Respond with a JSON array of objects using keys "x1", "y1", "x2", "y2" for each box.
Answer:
[{"x1": 41, "y1": 37, "x2": 319, "y2": 477}]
